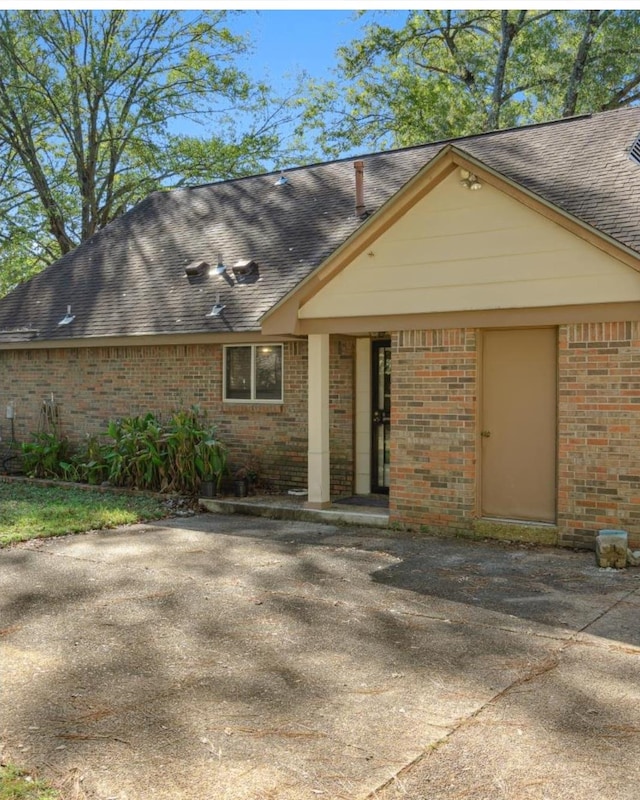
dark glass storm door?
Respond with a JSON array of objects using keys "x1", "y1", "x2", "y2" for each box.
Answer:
[{"x1": 371, "y1": 340, "x2": 391, "y2": 493}]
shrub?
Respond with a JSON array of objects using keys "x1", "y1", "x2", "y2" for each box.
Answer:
[
  {"x1": 21, "y1": 431, "x2": 71, "y2": 479},
  {"x1": 105, "y1": 408, "x2": 227, "y2": 494},
  {"x1": 20, "y1": 408, "x2": 227, "y2": 496}
]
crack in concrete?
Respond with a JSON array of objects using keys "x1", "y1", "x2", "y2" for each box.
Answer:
[{"x1": 365, "y1": 578, "x2": 640, "y2": 799}]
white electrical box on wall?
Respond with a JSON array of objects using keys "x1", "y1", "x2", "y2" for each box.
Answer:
[{"x1": 6, "y1": 403, "x2": 14, "y2": 419}]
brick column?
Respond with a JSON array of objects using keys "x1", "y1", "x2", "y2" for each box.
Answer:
[
  {"x1": 391, "y1": 329, "x2": 477, "y2": 531},
  {"x1": 558, "y1": 322, "x2": 640, "y2": 549}
]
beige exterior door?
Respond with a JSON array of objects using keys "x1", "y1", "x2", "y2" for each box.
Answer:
[{"x1": 481, "y1": 328, "x2": 557, "y2": 522}]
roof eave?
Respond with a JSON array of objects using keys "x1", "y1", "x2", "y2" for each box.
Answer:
[
  {"x1": 261, "y1": 145, "x2": 459, "y2": 335},
  {"x1": 261, "y1": 144, "x2": 640, "y2": 336},
  {"x1": 0, "y1": 327, "x2": 307, "y2": 351}
]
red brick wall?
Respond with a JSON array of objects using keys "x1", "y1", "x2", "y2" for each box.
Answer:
[
  {"x1": 390, "y1": 329, "x2": 478, "y2": 531},
  {"x1": 558, "y1": 322, "x2": 640, "y2": 549},
  {"x1": 389, "y1": 322, "x2": 640, "y2": 548},
  {"x1": 330, "y1": 336, "x2": 355, "y2": 496},
  {"x1": 0, "y1": 338, "x2": 355, "y2": 495},
  {"x1": 8, "y1": 323, "x2": 638, "y2": 545}
]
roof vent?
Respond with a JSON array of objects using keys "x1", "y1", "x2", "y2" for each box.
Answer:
[
  {"x1": 184, "y1": 260, "x2": 209, "y2": 277},
  {"x1": 210, "y1": 254, "x2": 226, "y2": 277},
  {"x1": 206, "y1": 303, "x2": 225, "y2": 318},
  {"x1": 630, "y1": 135, "x2": 640, "y2": 165},
  {"x1": 206, "y1": 292, "x2": 225, "y2": 317},
  {"x1": 58, "y1": 305, "x2": 75, "y2": 326},
  {"x1": 233, "y1": 259, "x2": 258, "y2": 281}
]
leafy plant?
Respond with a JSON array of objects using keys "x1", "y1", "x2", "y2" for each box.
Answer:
[
  {"x1": 104, "y1": 408, "x2": 226, "y2": 494},
  {"x1": 72, "y1": 434, "x2": 110, "y2": 485},
  {"x1": 105, "y1": 412, "x2": 165, "y2": 490},
  {"x1": 21, "y1": 431, "x2": 70, "y2": 479},
  {"x1": 163, "y1": 408, "x2": 227, "y2": 494},
  {"x1": 233, "y1": 453, "x2": 261, "y2": 485},
  {"x1": 59, "y1": 439, "x2": 109, "y2": 485},
  {"x1": 19, "y1": 408, "x2": 227, "y2": 495}
]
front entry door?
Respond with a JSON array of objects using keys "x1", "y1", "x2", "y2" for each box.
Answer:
[
  {"x1": 371, "y1": 340, "x2": 391, "y2": 493},
  {"x1": 481, "y1": 328, "x2": 557, "y2": 522}
]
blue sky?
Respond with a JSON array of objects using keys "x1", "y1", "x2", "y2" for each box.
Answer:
[
  {"x1": 227, "y1": 9, "x2": 406, "y2": 91},
  {"x1": 215, "y1": 9, "x2": 409, "y2": 164}
]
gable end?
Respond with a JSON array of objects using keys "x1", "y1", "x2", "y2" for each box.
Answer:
[{"x1": 630, "y1": 134, "x2": 640, "y2": 166}]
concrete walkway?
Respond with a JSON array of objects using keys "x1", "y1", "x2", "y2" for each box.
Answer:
[{"x1": 2, "y1": 513, "x2": 640, "y2": 800}]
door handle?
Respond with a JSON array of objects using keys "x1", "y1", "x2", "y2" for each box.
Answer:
[{"x1": 481, "y1": 430, "x2": 491, "y2": 438}]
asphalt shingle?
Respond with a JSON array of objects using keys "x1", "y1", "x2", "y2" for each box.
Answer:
[{"x1": 1, "y1": 107, "x2": 640, "y2": 342}]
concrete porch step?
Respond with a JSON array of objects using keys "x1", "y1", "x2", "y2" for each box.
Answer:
[{"x1": 199, "y1": 495, "x2": 390, "y2": 528}]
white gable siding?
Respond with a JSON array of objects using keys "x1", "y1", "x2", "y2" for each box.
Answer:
[{"x1": 298, "y1": 173, "x2": 640, "y2": 320}]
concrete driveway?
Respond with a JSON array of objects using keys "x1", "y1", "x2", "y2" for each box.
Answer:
[{"x1": 2, "y1": 513, "x2": 640, "y2": 800}]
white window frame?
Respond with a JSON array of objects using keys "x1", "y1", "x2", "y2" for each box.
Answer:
[{"x1": 223, "y1": 343, "x2": 284, "y2": 403}]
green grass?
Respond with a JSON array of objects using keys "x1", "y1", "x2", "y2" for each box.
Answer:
[
  {"x1": 0, "y1": 480, "x2": 169, "y2": 547},
  {"x1": 0, "y1": 484, "x2": 171, "y2": 795},
  {"x1": 0, "y1": 765, "x2": 58, "y2": 800}
]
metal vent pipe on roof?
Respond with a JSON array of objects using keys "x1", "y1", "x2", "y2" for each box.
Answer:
[{"x1": 354, "y1": 160, "x2": 366, "y2": 217}]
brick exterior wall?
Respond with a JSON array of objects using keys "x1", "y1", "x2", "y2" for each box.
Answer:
[
  {"x1": 330, "y1": 336, "x2": 356, "y2": 496},
  {"x1": 5, "y1": 323, "x2": 638, "y2": 548},
  {"x1": 389, "y1": 323, "x2": 640, "y2": 549},
  {"x1": 390, "y1": 329, "x2": 478, "y2": 531},
  {"x1": 0, "y1": 338, "x2": 355, "y2": 495},
  {"x1": 558, "y1": 322, "x2": 640, "y2": 549}
]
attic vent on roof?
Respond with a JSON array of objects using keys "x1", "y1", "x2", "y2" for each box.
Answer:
[
  {"x1": 206, "y1": 292, "x2": 225, "y2": 318},
  {"x1": 233, "y1": 259, "x2": 257, "y2": 281},
  {"x1": 630, "y1": 135, "x2": 640, "y2": 165},
  {"x1": 58, "y1": 305, "x2": 75, "y2": 326},
  {"x1": 185, "y1": 260, "x2": 209, "y2": 277}
]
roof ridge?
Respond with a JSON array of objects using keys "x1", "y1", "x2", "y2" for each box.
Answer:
[{"x1": 178, "y1": 109, "x2": 635, "y2": 194}]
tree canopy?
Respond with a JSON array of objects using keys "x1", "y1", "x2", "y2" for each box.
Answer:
[
  {"x1": 299, "y1": 9, "x2": 640, "y2": 155},
  {"x1": 3, "y1": 9, "x2": 640, "y2": 296},
  {"x1": 0, "y1": 9, "x2": 295, "y2": 294}
]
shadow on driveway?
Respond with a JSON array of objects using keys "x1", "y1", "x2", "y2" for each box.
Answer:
[{"x1": 2, "y1": 513, "x2": 640, "y2": 800}]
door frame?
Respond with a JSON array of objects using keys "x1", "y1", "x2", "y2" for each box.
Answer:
[
  {"x1": 371, "y1": 338, "x2": 391, "y2": 494},
  {"x1": 477, "y1": 326, "x2": 558, "y2": 523}
]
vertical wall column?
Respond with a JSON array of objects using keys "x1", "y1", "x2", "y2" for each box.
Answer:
[
  {"x1": 307, "y1": 333, "x2": 331, "y2": 507},
  {"x1": 557, "y1": 321, "x2": 640, "y2": 549},
  {"x1": 391, "y1": 329, "x2": 477, "y2": 529}
]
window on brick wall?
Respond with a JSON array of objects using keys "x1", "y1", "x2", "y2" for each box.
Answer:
[{"x1": 224, "y1": 344, "x2": 283, "y2": 402}]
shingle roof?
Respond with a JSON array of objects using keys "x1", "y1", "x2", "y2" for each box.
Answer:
[{"x1": 1, "y1": 106, "x2": 640, "y2": 342}]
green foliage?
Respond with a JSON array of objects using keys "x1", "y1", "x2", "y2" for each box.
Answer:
[
  {"x1": 104, "y1": 408, "x2": 227, "y2": 494},
  {"x1": 0, "y1": 764, "x2": 58, "y2": 799},
  {"x1": 233, "y1": 453, "x2": 262, "y2": 484},
  {"x1": 299, "y1": 9, "x2": 640, "y2": 154},
  {"x1": 68, "y1": 434, "x2": 110, "y2": 485},
  {"x1": 19, "y1": 408, "x2": 227, "y2": 495},
  {"x1": 0, "y1": 481, "x2": 167, "y2": 547},
  {"x1": 165, "y1": 408, "x2": 228, "y2": 494},
  {"x1": 21, "y1": 432, "x2": 71, "y2": 479},
  {"x1": 105, "y1": 412, "x2": 165, "y2": 491},
  {"x1": 0, "y1": 10, "x2": 297, "y2": 295}
]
